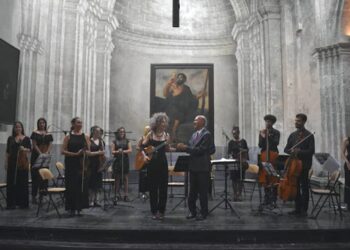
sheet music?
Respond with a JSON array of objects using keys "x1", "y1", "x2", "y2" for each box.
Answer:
[{"x1": 32, "y1": 153, "x2": 52, "y2": 169}]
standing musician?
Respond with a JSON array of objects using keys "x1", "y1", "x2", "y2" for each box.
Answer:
[
  {"x1": 30, "y1": 118, "x2": 53, "y2": 204},
  {"x1": 228, "y1": 126, "x2": 249, "y2": 201},
  {"x1": 88, "y1": 126, "x2": 105, "y2": 207},
  {"x1": 5, "y1": 121, "x2": 32, "y2": 209},
  {"x1": 177, "y1": 115, "x2": 215, "y2": 221},
  {"x1": 111, "y1": 127, "x2": 132, "y2": 202},
  {"x1": 142, "y1": 113, "x2": 172, "y2": 220},
  {"x1": 62, "y1": 117, "x2": 90, "y2": 216},
  {"x1": 284, "y1": 113, "x2": 315, "y2": 217},
  {"x1": 341, "y1": 136, "x2": 350, "y2": 211},
  {"x1": 258, "y1": 114, "x2": 280, "y2": 206}
]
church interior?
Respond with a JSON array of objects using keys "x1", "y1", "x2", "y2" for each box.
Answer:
[{"x1": 0, "y1": 0, "x2": 350, "y2": 249}]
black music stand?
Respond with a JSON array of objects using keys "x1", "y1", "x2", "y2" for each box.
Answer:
[
  {"x1": 170, "y1": 155, "x2": 189, "y2": 212},
  {"x1": 208, "y1": 159, "x2": 240, "y2": 218}
]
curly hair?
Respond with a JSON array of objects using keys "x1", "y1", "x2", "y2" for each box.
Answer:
[{"x1": 149, "y1": 112, "x2": 169, "y2": 132}]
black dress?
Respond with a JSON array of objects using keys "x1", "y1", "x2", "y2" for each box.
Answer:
[
  {"x1": 30, "y1": 132, "x2": 53, "y2": 198},
  {"x1": 6, "y1": 136, "x2": 31, "y2": 208},
  {"x1": 88, "y1": 139, "x2": 103, "y2": 191},
  {"x1": 344, "y1": 137, "x2": 350, "y2": 208},
  {"x1": 228, "y1": 139, "x2": 249, "y2": 180},
  {"x1": 112, "y1": 139, "x2": 130, "y2": 176},
  {"x1": 146, "y1": 136, "x2": 168, "y2": 214},
  {"x1": 64, "y1": 133, "x2": 89, "y2": 211}
]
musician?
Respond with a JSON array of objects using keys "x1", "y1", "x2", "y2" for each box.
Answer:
[
  {"x1": 284, "y1": 113, "x2": 315, "y2": 217},
  {"x1": 137, "y1": 126, "x2": 151, "y2": 199},
  {"x1": 62, "y1": 117, "x2": 90, "y2": 216},
  {"x1": 5, "y1": 121, "x2": 31, "y2": 209},
  {"x1": 30, "y1": 118, "x2": 53, "y2": 204},
  {"x1": 341, "y1": 136, "x2": 350, "y2": 211},
  {"x1": 142, "y1": 113, "x2": 171, "y2": 220},
  {"x1": 228, "y1": 126, "x2": 249, "y2": 201},
  {"x1": 258, "y1": 114, "x2": 280, "y2": 205},
  {"x1": 177, "y1": 115, "x2": 215, "y2": 221},
  {"x1": 111, "y1": 127, "x2": 132, "y2": 202},
  {"x1": 88, "y1": 126, "x2": 105, "y2": 207}
]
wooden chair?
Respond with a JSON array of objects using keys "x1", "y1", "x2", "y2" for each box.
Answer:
[
  {"x1": 310, "y1": 169, "x2": 342, "y2": 220},
  {"x1": 243, "y1": 164, "x2": 259, "y2": 201},
  {"x1": 36, "y1": 168, "x2": 65, "y2": 218},
  {"x1": 55, "y1": 162, "x2": 65, "y2": 186}
]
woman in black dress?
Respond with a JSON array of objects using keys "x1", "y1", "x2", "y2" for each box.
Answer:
[
  {"x1": 228, "y1": 126, "x2": 249, "y2": 201},
  {"x1": 30, "y1": 118, "x2": 53, "y2": 204},
  {"x1": 62, "y1": 117, "x2": 90, "y2": 216},
  {"x1": 342, "y1": 137, "x2": 350, "y2": 211},
  {"x1": 111, "y1": 127, "x2": 132, "y2": 202},
  {"x1": 142, "y1": 113, "x2": 171, "y2": 220},
  {"x1": 88, "y1": 126, "x2": 105, "y2": 207},
  {"x1": 5, "y1": 121, "x2": 31, "y2": 209}
]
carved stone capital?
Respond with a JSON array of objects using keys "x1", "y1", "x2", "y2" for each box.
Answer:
[{"x1": 17, "y1": 33, "x2": 43, "y2": 54}]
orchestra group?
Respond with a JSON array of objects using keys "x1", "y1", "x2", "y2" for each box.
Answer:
[{"x1": 4, "y1": 112, "x2": 350, "y2": 220}]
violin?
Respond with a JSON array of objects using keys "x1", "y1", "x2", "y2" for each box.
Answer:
[{"x1": 16, "y1": 139, "x2": 29, "y2": 171}]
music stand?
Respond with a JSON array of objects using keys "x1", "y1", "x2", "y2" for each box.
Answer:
[
  {"x1": 208, "y1": 158, "x2": 240, "y2": 218},
  {"x1": 170, "y1": 155, "x2": 189, "y2": 212},
  {"x1": 99, "y1": 158, "x2": 115, "y2": 210},
  {"x1": 32, "y1": 154, "x2": 52, "y2": 169}
]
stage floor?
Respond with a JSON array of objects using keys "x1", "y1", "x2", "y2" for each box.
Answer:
[{"x1": 1, "y1": 182, "x2": 350, "y2": 249}]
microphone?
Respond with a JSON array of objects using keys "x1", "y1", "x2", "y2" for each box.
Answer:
[{"x1": 222, "y1": 129, "x2": 230, "y2": 140}]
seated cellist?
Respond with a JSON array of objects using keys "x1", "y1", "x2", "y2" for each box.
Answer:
[{"x1": 258, "y1": 114, "x2": 280, "y2": 206}]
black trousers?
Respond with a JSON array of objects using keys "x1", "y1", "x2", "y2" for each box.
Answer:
[
  {"x1": 295, "y1": 165, "x2": 310, "y2": 213},
  {"x1": 188, "y1": 171, "x2": 209, "y2": 216},
  {"x1": 344, "y1": 163, "x2": 350, "y2": 207},
  {"x1": 31, "y1": 168, "x2": 48, "y2": 198},
  {"x1": 148, "y1": 168, "x2": 168, "y2": 214}
]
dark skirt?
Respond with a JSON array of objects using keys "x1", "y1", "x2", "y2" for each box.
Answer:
[
  {"x1": 64, "y1": 157, "x2": 89, "y2": 211},
  {"x1": 88, "y1": 157, "x2": 102, "y2": 190},
  {"x1": 6, "y1": 164, "x2": 29, "y2": 208}
]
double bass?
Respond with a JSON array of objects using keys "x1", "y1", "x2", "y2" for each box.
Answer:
[
  {"x1": 278, "y1": 132, "x2": 315, "y2": 201},
  {"x1": 258, "y1": 128, "x2": 279, "y2": 187}
]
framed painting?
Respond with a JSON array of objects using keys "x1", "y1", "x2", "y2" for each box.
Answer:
[{"x1": 150, "y1": 64, "x2": 214, "y2": 143}]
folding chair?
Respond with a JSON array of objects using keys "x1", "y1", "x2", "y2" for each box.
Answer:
[
  {"x1": 0, "y1": 183, "x2": 6, "y2": 209},
  {"x1": 243, "y1": 164, "x2": 259, "y2": 201},
  {"x1": 36, "y1": 168, "x2": 65, "y2": 218},
  {"x1": 310, "y1": 170, "x2": 342, "y2": 219},
  {"x1": 55, "y1": 162, "x2": 65, "y2": 186}
]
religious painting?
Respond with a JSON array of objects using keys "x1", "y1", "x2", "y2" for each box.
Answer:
[{"x1": 150, "y1": 64, "x2": 214, "y2": 144}]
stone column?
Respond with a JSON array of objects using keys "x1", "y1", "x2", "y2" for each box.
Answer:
[
  {"x1": 315, "y1": 43, "x2": 350, "y2": 159},
  {"x1": 258, "y1": 0, "x2": 284, "y2": 133}
]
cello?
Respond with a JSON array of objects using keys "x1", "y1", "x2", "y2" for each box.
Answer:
[
  {"x1": 258, "y1": 128, "x2": 279, "y2": 187},
  {"x1": 278, "y1": 132, "x2": 315, "y2": 201}
]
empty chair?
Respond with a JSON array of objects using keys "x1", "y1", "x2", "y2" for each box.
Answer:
[{"x1": 36, "y1": 168, "x2": 65, "y2": 217}]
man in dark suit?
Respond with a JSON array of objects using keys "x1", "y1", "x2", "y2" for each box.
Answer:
[{"x1": 177, "y1": 115, "x2": 215, "y2": 220}]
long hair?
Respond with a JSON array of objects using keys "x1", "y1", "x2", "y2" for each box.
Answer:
[
  {"x1": 70, "y1": 117, "x2": 81, "y2": 131},
  {"x1": 90, "y1": 125, "x2": 103, "y2": 139},
  {"x1": 115, "y1": 127, "x2": 126, "y2": 140},
  {"x1": 149, "y1": 112, "x2": 169, "y2": 132},
  {"x1": 36, "y1": 117, "x2": 47, "y2": 131},
  {"x1": 12, "y1": 121, "x2": 25, "y2": 137}
]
